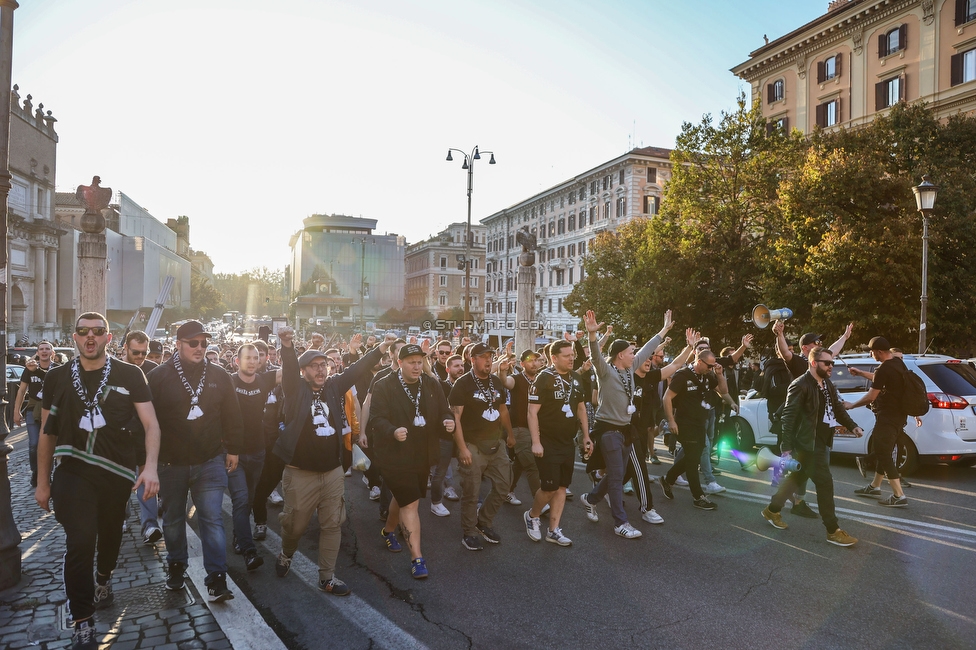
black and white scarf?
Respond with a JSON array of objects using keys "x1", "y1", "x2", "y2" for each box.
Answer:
[
  {"x1": 72, "y1": 357, "x2": 111, "y2": 432},
  {"x1": 173, "y1": 352, "x2": 207, "y2": 420}
]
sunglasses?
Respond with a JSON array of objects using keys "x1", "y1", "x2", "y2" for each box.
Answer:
[
  {"x1": 128, "y1": 349, "x2": 147, "y2": 357},
  {"x1": 181, "y1": 339, "x2": 207, "y2": 348},
  {"x1": 75, "y1": 327, "x2": 107, "y2": 337},
  {"x1": 818, "y1": 360, "x2": 835, "y2": 366}
]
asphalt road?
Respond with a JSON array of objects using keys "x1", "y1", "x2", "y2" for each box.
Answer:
[{"x1": 11, "y1": 429, "x2": 976, "y2": 649}]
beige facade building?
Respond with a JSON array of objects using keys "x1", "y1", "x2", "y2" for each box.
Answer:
[
  {"x1": 481, "y1": 146, "x2": 671, "y2": 342},
  {"x1": 405, "y1": 222, "x2": 486, "y2": 320},
  {"x1": 732, "y1": 0, "x2": 976, "y2": 133}
]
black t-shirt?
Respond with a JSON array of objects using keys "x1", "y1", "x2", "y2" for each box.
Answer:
[
  {"x1": 449, "y1": 372, "x2": 506, "y2": 443},
  {"x1": 42, "y1": 358, "x2": 153, "y2": 482},
  {"x1": 290, "y1": 405, "x2": 341, "y2": 472},
  {"x1": 138, "y1": 359, "x2": 159, "y2": 374},
  {"x1": 715, "y1": 355, "x2": 739, "y2": 404},
  {"x1": 509, "y1": 369, "x2": 535, "y2": 429},
  {"x1": 786, "y1": 353, "x2": 808, "y2": 379},
  {"x1": 233, "y1": 371, "x2": 278, "y2": 454},
  {"x1": 21, "y1": 363, "x2": 55, "y2": 401},
  {"x1": 634, "y1": 368, "x2": 663, "y2": 430},
  {"x1": 528, "y1": 368, "x2": 585, "y2": 460},
  {"x1": 872, "y1": 357, "x2": 908, "y2": 424},
  {"x1": 668, "y1": 367, "x2": 718, "y2": 442}
]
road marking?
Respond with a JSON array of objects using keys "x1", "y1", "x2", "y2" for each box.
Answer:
[
  {"x1": 920, "y1": 602, "x2": 976, "y2": 625},
  {"x1": 219, "y1": 495, "x2": 428, "y2": 650},
  {"x1": 868, "y1": 523, "x2": 976, "y2": 554},
  {"x1": 185, "y1": 521, "x2": 288, "y2": 650},
  {"x1": 925, "y1": 515, "x2": 976, "y2": 530},
  {"x1": 859, "y1": 539, "x2": 921, "y2": 558},
  {"x1": 730, "y1": 524, "x2": 829, "y2": 559}
]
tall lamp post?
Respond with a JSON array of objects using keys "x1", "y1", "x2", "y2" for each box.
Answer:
[
  {"x1": 355, "y1": 236, "x2": 374, "y2": 332},
  {"x1": 446, "y1": 146, "x2": 495, "y2": 334},
  {"x1": 912, "y1": 175, "x2": 938, "y2": 355}
]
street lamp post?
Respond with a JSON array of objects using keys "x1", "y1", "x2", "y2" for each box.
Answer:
[
  {"x1": 355, "y1": 236, "x2": 374, "y2": 332},
  {"x1": 912, "y1": 175, "x2": 939, "y2": 355},
  {"x1": 446, "y1": 146, "x2": 495, "y2": 334}
]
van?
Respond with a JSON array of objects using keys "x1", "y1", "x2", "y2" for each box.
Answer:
[{"x1": 407, "y1": 326, "x2": 421, "y2": 337}]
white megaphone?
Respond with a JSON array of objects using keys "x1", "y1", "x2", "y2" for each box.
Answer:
[
  {"x1": 752, "y1": 304, "x2": 794, "y2": 329},
  {"x1": 756, "y1": 447, "x2": 801, "y2": 473}
]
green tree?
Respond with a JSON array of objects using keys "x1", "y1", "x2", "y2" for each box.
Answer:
[{"x1": 190, "y1": 274, "x2": 225, "y2": 320}]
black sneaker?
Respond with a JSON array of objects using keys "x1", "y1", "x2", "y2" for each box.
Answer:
[
  {"x1": 660, "y1": 477, "x2": 674, "y2": 500},
  {"x1": 855, "y1": 456, "x2": 868, "y2": 479},
  {"x1": 253, "y1": 524, "x2": 267, "y2": 541},
  {"x1": 878, "y1": 494, "x2": 908, "y2": 508},
  {"x1": 71, "y1": 622, "x2": 97, "y2": 650},
  {"x1": 205, "y1": 572, "x2": 234, "y2": 602},
  {"x1": 275, "y1": 552, "x2": 292, "y2": 577},
  {"x1": 143, "y1": 524, "x2": 162, "y2": 546},
  {"x1": 901, "y1": 479, "x2": 913, "y2": 488},
  {"x1": 319, "y1": 576, "x2": 351, "y2": 596},
  {"x1": 477, "y1": 525, "x2": 501, "y2": 544},
  {"x1": 165, "y1": 562, "x2": 186, "y2": 591},
  {"x1": 854, "y1": 485, "x2": 882, "y2": 497},
  {"x1": 790, "y1": 499, "x2": 818, "y2": 519},
  {"x1": 244, "y1": 548, "x2": 264, "y2": 571},
  {"x1": 462, "y1": 535, "x2": 484, "y2": 551},
  {"x1": 93, "y1": 580, "x2": 114, "y2": 610},
  {"x1": 233, "y1": 537, "x2": 243, "y2": 555},
  {"x1": 693, "y1": 497, "x2": 717, "y2": 511}
]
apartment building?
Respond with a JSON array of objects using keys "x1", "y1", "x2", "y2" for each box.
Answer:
[{"x1": 405, "y1": 222, "x2": 486, "y2": 320}]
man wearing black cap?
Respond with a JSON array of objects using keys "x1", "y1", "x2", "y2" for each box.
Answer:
[
  {"x1": 273, "y1": 326, "x2": 393, "y2": 595},
  {"x1": 507, "y1": 348, "x2": 544, "y2": 506},
  {"x1": 845, "y1": 336, "x2": 909, "y2": 507},
  {"x1": 147, "y1": 339, "x2": 164, "y2": 366},
  {"x1": 368, "y1": 344, "x2": 454, "y2": 578},
  {"x1": 450, "y1": 342, "x2": 515, "y2": 550},
  {"x1": 147, "y1": 320, "x2": 244, "y2": 602}
]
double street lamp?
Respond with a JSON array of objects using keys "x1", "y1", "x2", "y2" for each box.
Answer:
[
  {"x1": 912, "y1": 175, "x2": 939, "y2": 355},
  {"x1": 446, "y1": 146, "x2": 495, "y2": 332}
]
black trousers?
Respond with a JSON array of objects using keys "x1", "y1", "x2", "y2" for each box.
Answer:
[
  {"x1": 52, "y1": 458, "x2": 132, "y2": 622},
  {"x1": 769, "y1": 442, "x2": 839, "y2": 533},
  {"x1": 623, "y1": 434, "x2": 654, "y2": 511},
  {"x1": 665, "y1": 439, "x2": 705, "y2": 500},
  {"x1": 867, "y1": 421, "x2": 902, "y2": 481},
  {"x1": 252, "y1": 441, "x2": 286, "y2": 525}
]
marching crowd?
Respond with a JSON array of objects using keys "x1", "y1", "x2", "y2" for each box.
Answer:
[{"x1": 23, "y1": 309, "x2": 918, "y2": 650}]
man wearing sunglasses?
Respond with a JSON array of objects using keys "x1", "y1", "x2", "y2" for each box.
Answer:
[
  {"x1": 35, "y1": 313, "x2": 160, "y2": 650},
  {"x1": 432, "y1": 340, "x2": 453, "y2": 381},
  {"x1": 147, "y1": 320, "x2": 244, "y2": 603},
  {"x1": 761, "y1": 348, "x2": 861, "y2": 546}
]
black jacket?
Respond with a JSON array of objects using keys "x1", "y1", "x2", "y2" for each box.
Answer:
[
  {"x1": 367, "y1": 372, "x2": 452, "y2": 471},
  {"x1": 273, "y1": 343, "x2": 383, "y2": 469},
  {"x1": 780, "y1": 371, "x2": 859, "y2": 453}
]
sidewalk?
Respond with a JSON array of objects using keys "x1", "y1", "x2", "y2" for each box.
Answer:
[{"x1": 0, "y1": 440, "x2": 234, "y2": 650}]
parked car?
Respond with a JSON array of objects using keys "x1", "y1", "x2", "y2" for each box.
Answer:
[
  {"x1": 5, "y1": 364, "x2": 24, "y2": 428},
  {"x1": 728, "y1": 354, "x2": 976, "y2": 475}
]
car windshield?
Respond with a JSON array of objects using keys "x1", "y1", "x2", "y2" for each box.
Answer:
[
  {"x1": 830, "y1": 362, "x2": 873, "y2": 393},
  {"x1": 920, "y1": 363, "x2": 976, "y2": 396}
]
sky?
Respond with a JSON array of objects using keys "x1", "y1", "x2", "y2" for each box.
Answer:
[{"x1": 10, "y1": 0, "x2": 826, "y2": 274}]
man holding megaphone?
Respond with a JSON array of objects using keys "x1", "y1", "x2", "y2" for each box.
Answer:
[{"x1": 760, "y1": 348, "x2": 862, "y2": 547}]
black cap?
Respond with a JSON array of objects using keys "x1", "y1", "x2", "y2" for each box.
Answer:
[
  {"x1": 298, "y1": 349, "x2": 329, "y2": 368},
  {"x1": 799, "y1": 333, "x2": 822, "y2": 347},
  {"x1": 149, "y1": 340, "x2": 163, "y2": 354},
  {"x1": 868, "y1": 336, "x2": 891, "y2": 351},
  {"x1": 607, "y1": 339, "x2": 632, "y2": 359},
  {"x1": 469, "y1": 343, "x2": 493, "y2": 357},
  {"x1": 398, "y1": 344, "x2": 425, "y2": 360},
  {"x1": 176, "y1": 320, "x2": 211, "y2": 340},
  {"x1": 520, "y1": 349, "x2": 541, "y2": 362}
]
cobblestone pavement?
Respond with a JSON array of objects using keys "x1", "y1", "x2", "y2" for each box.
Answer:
[{"x1": 0, "y1": 444, "x2": 234, "y2": 649}]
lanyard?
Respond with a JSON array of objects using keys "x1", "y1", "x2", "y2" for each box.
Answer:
[{"x1": 398, "y1": 370, "x2": 426, "y2": 426}]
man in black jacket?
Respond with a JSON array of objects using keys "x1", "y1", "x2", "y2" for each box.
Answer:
[
  {"x1": 148, "y1": 320, "x2": 244, "y2": 602},
  {"x1": 761, "y1": 347, "x2": 861, "y2": 547},
  {"x1": 368, "y1": 344, "x2": 454, "y2": 579},
  {"x1": 272, "y1": 326, "x2": 393, "y2": 596}
]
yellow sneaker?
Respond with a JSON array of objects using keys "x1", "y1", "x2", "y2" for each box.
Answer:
[
  {"x1": 761, "y1": 507, "x2": 788, "y2": 530},
  {"x1": 827, "y1": 528, "x2": 857, "y2": 547}
]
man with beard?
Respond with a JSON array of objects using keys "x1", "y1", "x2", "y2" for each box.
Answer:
[
  {"x1": 368, "y1": 344, "x2": 454, "y2": 578},
  {"x1": 273, "y1": 328, "x2": 393, "y2": 595},
  {"x1": 507, "y1": 349, "x2": 544, "y2": 507},
  {"x1": 36, "y1": 313, "x2": 160, "y2": 650},
  {"x1": 14, "y1": 340, "x2": 57, "y2": 487},
  {"x1": 432, "y1": 340, "x2": 453, "y2": 381},
  {"x1": 148, "y1": 321, "x2": 243, "y2": 602},
  {"x1": 146, "y1": 340, "x2": 164, "y2": 366},
  {"x1": 762, "y1": 348, "x2": 860, "y2": 546}
]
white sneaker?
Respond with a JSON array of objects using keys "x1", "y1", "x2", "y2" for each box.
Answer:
[
  {"x1": 642, "y1": 509, "x2": 664, "y2": 525},
  {"x1": 430, "y1": 502, "x2": 450, "y2": 517},
  {"x1": 614, "y1": 522, "x2": 643, "y2": 539},
  {"x1": 505, "y1": 492, "x2": 522, "y2": 506},
  {"x1": 580, "y1": 493, "x2": 599, "y2": 522},
  {"x1": 369, "y1": 486, "x2": 381, "y2": 501},
  {"x1": 545, "y1": 527, "x2": 572, "y2": 546},
  {"x1": 344, "y1": 468, "x2": 352, "y2": 477},
  {"x1": 524, "y1": 510, "x2": 542, "y2": 542},
  {"x1": 623, "y1": 482, "x2": 635, "y2": 495},
  {"x1": 704, "y1": 481, "x2": 726, "y2": 495},
  {"x1": 269, "y1": 490, "x2": 284, "y2": 505},
  {"x1": 444, "y1": 487, "x2": 460, "y2": 501},
  {"x1": 674, "y1": 476, "x2": 689, "y2": 487},
  {"x1": 540, "y1": 503, "x2": 550, "y2": 516}
]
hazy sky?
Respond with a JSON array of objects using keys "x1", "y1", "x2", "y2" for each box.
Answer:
[{"x1": 10, "y1": 0, "x2": 824, "y2": 273}]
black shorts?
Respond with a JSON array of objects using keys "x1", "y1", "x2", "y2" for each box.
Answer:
[
  {"x1": 380, "y1": 469, "x2": 428, "y2": 506},
  {"x1": 535, "y1": 456, "x2": 574, "y2": 492}
]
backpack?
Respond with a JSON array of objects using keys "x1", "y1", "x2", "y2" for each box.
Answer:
[{"x1": 901, "y1": 367, "x2": 930, "y2": 417}]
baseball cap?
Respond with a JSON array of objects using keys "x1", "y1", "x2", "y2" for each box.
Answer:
[
  {"x1": 176, "y1": 320, "x2": 211, "y2": 340},
  {"x1": 149, "y1": 340, "x2": 163, "y2": 354},
  {"x1": 520, "y1": 349, "x2": 541, "y2": 362},
  {"x1": 298, "y1": 349, "x2": 329, "y2": 368},
  {"x1": 868, "y1": 336, "x2": 891, "y2": 351},
  {"x1": 799, "y1": 333, "x2": 822, "y2": 347},
  {"x1": 398, "y1": 344, "x2": 425, "y2": 360},
  {"x1": 607, "y1": 339, "x2": 633, "y2": 359},
  {"x1": 469, "y1": 343, "x2": 493, "y2": 357}
]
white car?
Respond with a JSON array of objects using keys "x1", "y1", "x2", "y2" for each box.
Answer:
[{"x1": 729, "y1": 354, "x2": 976, "y2": 475}]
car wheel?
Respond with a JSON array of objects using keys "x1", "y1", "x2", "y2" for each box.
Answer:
[
  {"x1": 895, "y1": 434, "x2": 919, "y2": 477},
  {"x1": 730, "y1": 417, "x2": 755, "y2": 452}
]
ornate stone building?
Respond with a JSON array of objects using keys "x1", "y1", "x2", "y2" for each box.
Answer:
[
  {"x1": 7, "y1": 86, "x2": 61, "y2": 344},
  {"x1": 405, "y1": 222, "x2": 486, "y2": 321}
]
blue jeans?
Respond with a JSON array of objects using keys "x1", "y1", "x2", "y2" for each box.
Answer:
[
  {"x1": 26, "y1": 410, "x2": 40, "y2": 482},
  {"x1": 587, "y1": 429, "x2": 630, "y2": 527},
  {"x1": 158, "y1": 454, "x2": 228, "y2": 575},
  {"x1": 228, "y1": 451, "x2": 265, "y2": 552},
  {"x1": 137, "y1": 481, "x2": 159, "y2": 532}
]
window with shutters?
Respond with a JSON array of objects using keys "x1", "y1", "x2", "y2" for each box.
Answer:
[
  {"x1": 557, "y1": 219, "x2": 565, "y2": 235},
  {"x1": 767, "y1": 78, "x2": 785, "y2": 103},
  {"x1": 604, "y1": 201, "x2": 610, "y2": 219},
  {"x1": 618, "y1": 170, "x2": 625, "y2": 185},
  {"x1": 647, "y1": 167, "x2": 657, "y2": 183},
  {"x1": 818, "y1": 54, "x2": 842, "y2": 83},
  {"x1": 579, "y1": 241, "x2": 586, "y2": 255},
  {"x1": 589, "y1": 206, "x2": 596, "y2": 225},
  {"x1": 875, "y1": 75, "x2": 905, "y2": 110},
  {"x1": 815, "y1": 99, "x2": 841, "y2": 127},
  {"x1": 878, "y1": 25, "x2": 907, "y2": 58},
  {"x1": 568, "y1": 243, "x2": 576, "y2": 257},
  {"x1": 950, "y1": 48, "x2": 976, "y2": 86},
  {"x1": 956, "y1": 0, "x2": 976, "y2": 26},
  {"x1": 568, "y1": 214, "x2": 576, "y2": 231},
  {"x1": 643, "y1": 195, "x2": 660, "y2": 215},
  {"x1": 767, "y1": 116, "x2": 789, "y2": 134},
  {"x1": 616, "y1": 197, "x2": 626, "y2": 217}
]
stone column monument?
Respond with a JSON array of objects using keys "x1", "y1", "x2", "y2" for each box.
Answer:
[
  {"x1": 76, "y1": 176, "x2": 112, "y2": 315},
  {"x1": 515, "y1": 228, "x2": 537, "y2": 356}
]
